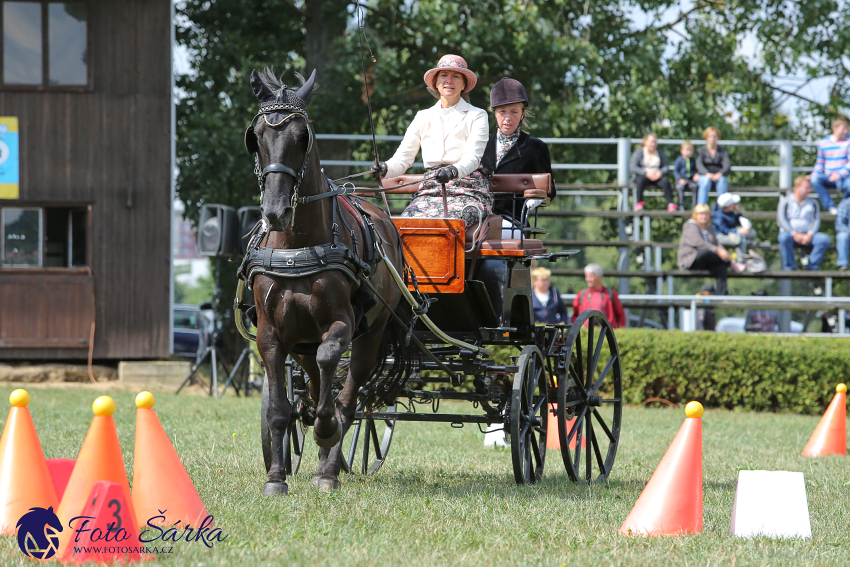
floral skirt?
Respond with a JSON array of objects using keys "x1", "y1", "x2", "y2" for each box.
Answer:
[{"x1": 400, "y1": 167, "x2": 492, "y2": 228}]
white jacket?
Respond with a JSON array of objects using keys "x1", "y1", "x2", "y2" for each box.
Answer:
[{"x1": 384, "y1": 98, "x2": 489, "y2": 180}]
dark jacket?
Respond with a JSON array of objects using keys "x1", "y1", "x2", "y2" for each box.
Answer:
[
  {"x1": 674, "y1": 156, "x2": 697, "y2": 183},
  {"x1": 711, "y1": 203, "x2": 742, "y2": 235},
  {"x1": 629, "y1": 147, "x2": 669, "y2": 177},
  {"x1": 696, "y1": 146, "x2": 732, "y2": 176},
  {"x1": 532, "y1": 286, "x2": 568, "y2": 325},
  {"x1": 481, "y1": 131, "x2": 556, "y2": 217}
]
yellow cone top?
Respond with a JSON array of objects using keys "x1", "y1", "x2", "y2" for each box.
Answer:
[
  {"x1": 9, "y1": 389, "x2": 29, "y2": 407},
  {"x1": 685, "y1": 401, "x2": 704, "y2": 418},
  {"x1": 92, "y1": 395, "x2": 116, "y2": 417},
  {"x1": 135, "y1": 391, "x2": 155, "y2": 409},
  {"x1": 837, "y1": 383, "x2": 847, "y2": 394}
]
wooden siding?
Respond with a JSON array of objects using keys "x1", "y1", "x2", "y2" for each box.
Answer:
[{"x1": 0, "y1": 0, "x2": 171, "y2": 359}]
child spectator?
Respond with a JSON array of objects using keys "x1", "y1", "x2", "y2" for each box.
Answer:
[
  {"x1": 531, "y1": 266, "x2": 568, "y2": 324},
  {"x1": 571, "y1": 263, "x2": 627, "y2": 328},
  {"x1": 810, "y1": 116, "x2": 850, "y2": 214},
  {"x1": 711, "y1": 193, "x2": 755, "y2": 262},
  {"x1": 696, "y1": 127, "x2": 732, "y2": 204},
  {"x1": 777, "y1": 176, "x2": 831, "y2": 271},
  {"x1": 835, "y1": 195, "x2": 850, "y2": 270},
  {"x1": 630, "y1": 132, "x2": 676, "y2": 212},
  {"x1": 674, "y1": 142, "x2": 699, "y2": 209}
]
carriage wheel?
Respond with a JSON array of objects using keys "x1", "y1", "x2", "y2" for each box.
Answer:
[
  {"x1": 341, "y1": 403, "x2": 397, "y2": 475},
  {"x1": 557, "y1": 310, "x2": 622, "y2": 483},
  {"x1": 261, "y1": 366, "x2": 306, "y2": 476},
  {"x1": 510, "y1": 345, "x2": 548, "y2": 484}
]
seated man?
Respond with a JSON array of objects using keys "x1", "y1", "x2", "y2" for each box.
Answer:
[
  {"x1": 777, "y1": 176, "x2": 831, "y2": 271},
  {"x1": 810, "y1": 115, "x2": 850, "y2": 214},
  {"x1": 835, "y1": 195, "x2": 850, "y2": 270},
  {"x1": 711, "y1": 193, "x2": 755, "y2": 262}
]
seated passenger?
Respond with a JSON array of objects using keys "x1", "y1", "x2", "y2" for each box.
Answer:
[
  {"x1": 371, "y1": 54, "x2": 490, "y2": 228},
  {"x1": 480, "y1": 78, "x2": 555, "y2": 236}
]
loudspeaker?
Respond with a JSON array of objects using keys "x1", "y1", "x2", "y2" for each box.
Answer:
[
  {"x1": 237, "y1": 206, "x2": 263, "y2": 255},
  {"x1": 197, "y1": 204, "x2": 239, "y2": 256}
]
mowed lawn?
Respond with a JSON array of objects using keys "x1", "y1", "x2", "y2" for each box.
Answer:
[{"x1": 0, "y1": 385, "x2": 847, "y2": 567}]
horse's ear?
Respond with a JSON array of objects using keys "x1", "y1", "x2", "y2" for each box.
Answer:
[
  {"x1": 250, "y1": 69, "x2": 274, "y2": 102},
  {"x1": 295, "y1": 69, "x2": 317, "y2": 104}
]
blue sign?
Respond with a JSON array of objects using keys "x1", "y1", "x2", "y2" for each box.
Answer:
[{"x1": 0, "y1": 117, "x2": 19, "y2": 199}]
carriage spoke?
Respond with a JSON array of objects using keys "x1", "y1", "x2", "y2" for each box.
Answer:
[
  {"x1": 573, "y1": 428, "x2": 582, "y2": 473},
  {"x1": 348, "y1": 420, "x2": 362, "y2": 467},
  {"x1": 531, "y1": 395, "x2": 547, "y2": 417},
  {"x1": 585, "y1": 411, "x2": 592, "y2": 481},
  {"x1": 575, "y1": 332, "x2": 583, "y2": 384},
  {"x1": 520, "y1": 421, "x2": 530, "y2": 440},
  {"x1": 601, "y1": 398, "x2": 621, "y2": 403},
  {"x1": 567, "y1": 407, "x2": 587, "y2": 442},
  {"x1": 530, "y1": 431, "x2": 543, "y2": 469},
  {"x1": 369, "y1": 419, "x2": 383, "y2": 461},
  {"x1": 568, "y1": 365, "x2": 588, "y2": 399},
  {"x1": 586, "y1": 320, "x2": 595, "y2": 389},
  {"x1": 592, "y1": 409, "x2": 617, "y2": 444},
  {"x1": 589, "y1": 354, "x2": 617, "y2": 395},
  {"x1": 589, "y1": 327, "x2": 607, "y2": 387},
  {"x1": 361, "y1": 422, "x2": 371, "y2": 473},
  {"x1": 590, "y1": 421, "x2": 606, "y2": 478}
]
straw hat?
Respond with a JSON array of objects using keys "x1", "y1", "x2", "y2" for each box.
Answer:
[{"x1": 423, "y1": 54, "x2": 477, "y2": 94}]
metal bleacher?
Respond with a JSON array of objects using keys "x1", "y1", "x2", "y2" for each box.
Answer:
[{"x1": 317, "y1": 135, "x2": 850, "y2": 334}]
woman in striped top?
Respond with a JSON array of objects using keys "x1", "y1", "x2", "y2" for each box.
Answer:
[{"x1": 810, "y1": 116, "x2": 850, "y2": 214}]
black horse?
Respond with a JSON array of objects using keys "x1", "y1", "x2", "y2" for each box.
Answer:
[{"x1": 243, "y1": 68, "x2": 407, "y2": 494}]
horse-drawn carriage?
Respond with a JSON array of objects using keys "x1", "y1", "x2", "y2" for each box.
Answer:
[{"x1": 236, "y1": 69, "x2": 622, "y2": 494}]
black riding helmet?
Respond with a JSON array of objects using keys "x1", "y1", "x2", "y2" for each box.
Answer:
[{"x1": 489, "y1": 77, "x2": 529, "y2": 109}]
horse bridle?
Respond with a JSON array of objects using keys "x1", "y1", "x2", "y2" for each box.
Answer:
[{"x1": 246, "y1": 99, "x2": 316, "y2": 223}]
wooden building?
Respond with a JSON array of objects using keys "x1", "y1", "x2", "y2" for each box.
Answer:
[{"x1": 0, "y1": 0, "x2": 172, "y2": 360}]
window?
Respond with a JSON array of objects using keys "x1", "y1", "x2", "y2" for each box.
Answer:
[
  {"x1": 1, "y1": 205, "x2": 87, "y2": 267},
  {"x1": 2, "y1": 1, "x2": 88, "y2": 88}
]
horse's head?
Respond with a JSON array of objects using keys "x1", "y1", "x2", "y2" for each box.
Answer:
[{"x1": 245, "y1": 68, "x2": 318, "y2": 231}]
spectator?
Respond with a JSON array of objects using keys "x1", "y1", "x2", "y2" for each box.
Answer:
[
  {"x1": 571, "y1": 263, "x2": 627, "y2": 328},
  {"x1": 674, "y1": 142, "x2": 699, "y2": 210},
  {"x1": 836, "y1": 195, "x2": 850, "y2": 270},
  {"x1": 695, "y1": 283, "x2": 716, "y2": 331},
  {"x1": 711, "y1": 193, "x2": 755, "y2": 262},
  {"x1": 777, "y1": 176, "x2": 831, "y2": 271},
  {"x1": 810, "y1": 116, "x2": 850, "y2": 214},
  {"x1": 630, "y1": 132, "x2": 676, "y2": 212},
  {"x1": 677, "y1": 204, "x2": 744, "y2": 295},
  {"x1": 745, "y1": 290, "x2": 781, "y2": 332},
  {"x1": 696, "y1": 127, "x2": 732, "y2": 204},
  {"x1": 531, "y1": 266, "x2": 567, "y2": 324}
]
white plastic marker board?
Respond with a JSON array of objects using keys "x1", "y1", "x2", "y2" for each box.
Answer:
[{"x1": 730, "y1": 470, "x2": 812, "y2": 538}]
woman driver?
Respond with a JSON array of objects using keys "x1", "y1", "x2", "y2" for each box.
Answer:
[{"x1": 370, "y1": 54, "x2": 491, "y2": 228}]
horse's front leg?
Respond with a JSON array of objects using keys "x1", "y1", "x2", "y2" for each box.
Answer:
[
  {"x1": 257, "y1": 323, "x2": 291, "y2": 496},
  {"x1": 313, "y1": 319, "x2": 353, "y2": 448}
]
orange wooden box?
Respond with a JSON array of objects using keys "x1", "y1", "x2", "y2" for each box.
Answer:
[{"x1": 393, "y1": 218, "x2": 465, "y2": 293}]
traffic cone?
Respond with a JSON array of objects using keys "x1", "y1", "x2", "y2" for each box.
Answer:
[
  {"x1": 546, "y1": 405, "x2": 586, "y2": 450},
  {"x1": 0, "y1": 389, "x2": 58, "y2": 534},
  {"x1": 132, "y1": 391, "x2": 209, "y2": 527},
  {"x1": 619, "y1": 401, "x2": 704, "y2": 536},
  {"x1": 802, "y1": 383, "x2": 847, "y2": 457},
  {"x1": 56, "y1": 396, "x2": 138, "y2": 556}
]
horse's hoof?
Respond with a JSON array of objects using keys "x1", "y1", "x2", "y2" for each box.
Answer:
[
  {"x1": 313, "y1": 424, "x2": 341, "y2": 448},
  {"x1": 315, "y1": 478, "x2": 341, "y2": 491},
  {"x1": 262, "y1": 481, "x2": 288, "y2": 496},
  {"x1": 311, "y1": 474, "x2": 321, "y2": 487}
]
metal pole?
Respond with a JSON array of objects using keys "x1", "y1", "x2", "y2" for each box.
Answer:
[
  {"x1": 617, "y1": 137, "x2": 631, "y2": 296},
  {"x1": 779, "y1": 279, "x2": 792, "y2": 332},
  {"x1": 667, "y1": 275, "x2": 675, "y2": 330},
  {"x1": 779, "y1": 140, "x2": 793, "y2": 190},
  {"x1": 690, "y1": 299, "x2": 697, "y2": 332}
]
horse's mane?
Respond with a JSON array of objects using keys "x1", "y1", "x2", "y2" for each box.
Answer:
[{"x1": 258, "y1": 67, "x2": 320, "y2": 100}]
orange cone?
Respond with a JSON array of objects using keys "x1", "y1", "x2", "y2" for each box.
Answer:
[
  {"x1": 132, "y1": 391, "x2": 209, "y2": 527},
  {"x1": 56, "y1": 396, "x2": 138, "y2": 555},
  {"x1": 802, "y1": 383, "x2": 847, "y2": 457},
  {"x1": 546, "y1": 405, "x2": 585, "y2": 450},
  {"x1": 619, "y1": 401, "x2": 704, "y2": 536},
  {"x1": 0, "y1": 389, "x2": 58, "y2": 534}
]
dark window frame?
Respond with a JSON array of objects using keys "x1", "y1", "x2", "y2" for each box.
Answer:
[
  {"x1": 0, "y1": 201, "x2": 92, "y2": 272},
  {"x1": 0, "y1": 0, "x2": 92, "y2": 92}
]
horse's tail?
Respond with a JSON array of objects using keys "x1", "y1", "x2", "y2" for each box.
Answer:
[{"x1": 360, "y1": 305, "x2": 415, "y2": 411}]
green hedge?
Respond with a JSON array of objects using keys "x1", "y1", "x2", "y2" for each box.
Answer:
[{"x1": 616, "y1": 329, "x2": 849, "y2": 414}]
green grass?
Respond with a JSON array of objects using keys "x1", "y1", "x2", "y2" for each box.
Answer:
[{"x1": 0, "y1": 385, "x2": 847, "y2": 566}]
